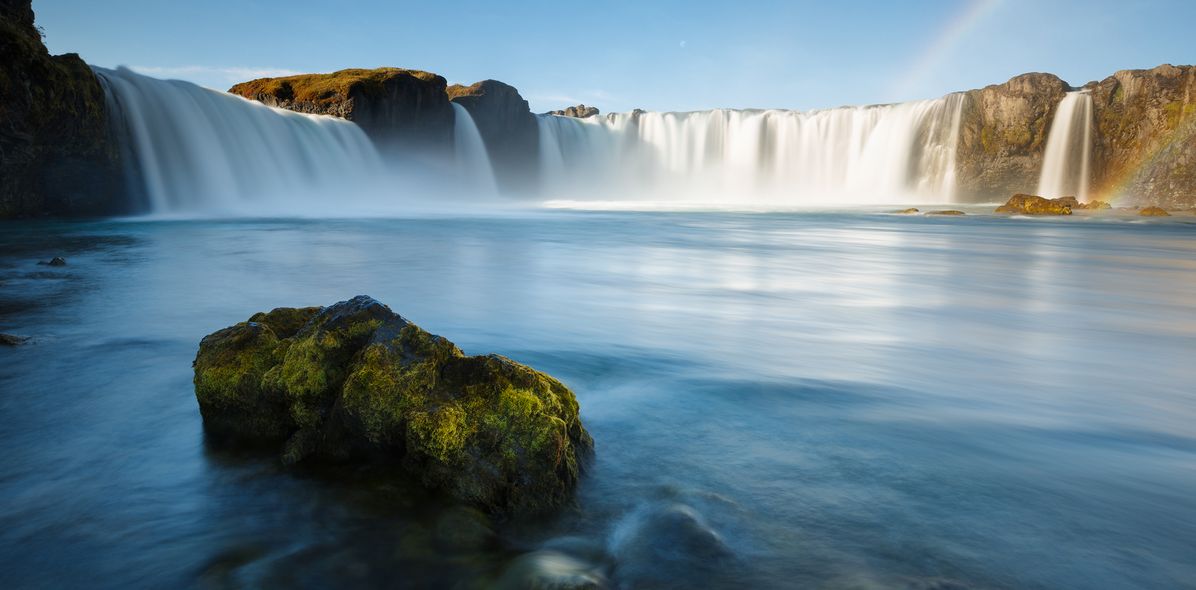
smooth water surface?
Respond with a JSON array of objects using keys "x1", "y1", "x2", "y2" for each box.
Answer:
[{"x1": 1, "y1": 211, "x2": 1195, "y2": 589}]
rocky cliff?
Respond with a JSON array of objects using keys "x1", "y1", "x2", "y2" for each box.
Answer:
[
  {"x1": 447, "y1": 80, "x2": 540, "y2": 193},
  {"x1": 955, "y1": 73, "x2": 1069, "y2": 201},
  {"x1": 0, "y1": 0, "x2": 125, "y2": 218},
  {"x1": 956, "y1": 64, "x2": 1196, "y2": 206},
  {"x1": 228, "y1": 68, "x2": 455, "y2": 157},
  {"x1": 1085, "y1": 64, "x2": 1196, "y2": 208}
]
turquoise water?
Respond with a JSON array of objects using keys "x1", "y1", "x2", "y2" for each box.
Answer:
[{"x1": 1, "y1": 211, "x2": 1195, "y2": 588}]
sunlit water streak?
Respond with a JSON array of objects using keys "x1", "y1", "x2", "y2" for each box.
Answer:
[{"x1": 0, "y1": 212, "x2": 1194, "y2": 589}]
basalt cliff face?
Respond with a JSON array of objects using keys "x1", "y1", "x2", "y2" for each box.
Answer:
[
  {"x1": 1084, "y1": 64, "x2": 1196, "y2": 208},
  {"x1": 447, "y1": 80, "x2": 540, "y2": 193},
  {"x1": 0, "y1": 0, "x2": 125, "y2": 218},
  {"x1": 955, "y1": 65, "x2": 1196, "y2": 206},
  {"x1": 228, "y1": 68, "x2": 455, "y2": 157}
]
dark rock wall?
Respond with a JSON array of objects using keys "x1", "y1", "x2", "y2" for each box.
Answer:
[
  {"x1": 228, "y1": 68, "x2": 455, "y2": 158},
  {"x1": 447, "y1": 80, "x2": 540, "y2": 194},
  {"x1": 0, "y1": 0, "x2": 126, "y2": 218}
]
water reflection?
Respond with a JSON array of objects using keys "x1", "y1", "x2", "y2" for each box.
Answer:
[{"x1": 1, "y1": 212, "x2": 1194, "y2": 588}]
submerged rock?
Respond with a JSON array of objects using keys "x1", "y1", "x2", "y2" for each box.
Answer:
[
  {"x1": 193, "y1": 296, "x2": 593, "y2": 514},
  {"x1": 994, "y1": 193, "x2": 1073, "y2": 215},
  {"x1": 1139, "y1": 206, "x2": 1171, "y2": 216},
  {"x1": 1, "y1": 333, "x2": 30, "y2": 346},
  {"x1": 893, "y1": 208, "x2": 920, "y2": 214},
  {"x1": 926, "y1": 210, "x2": 966, "y2": 216},
  {"x1": 608, "y1": 503, "x2": 732, "y2": 587},
  {"x1": 495, "y1": 550, "x2": 608, "y2": 590}
]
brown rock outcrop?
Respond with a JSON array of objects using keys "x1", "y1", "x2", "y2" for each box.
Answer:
[{"x1": 229, "y1": 68, "x2": 455, "y2": 156}]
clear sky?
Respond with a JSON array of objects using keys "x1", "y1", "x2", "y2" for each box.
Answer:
[{"x1": 34, "y1": 0, "x2": 1196, "y2": 113}]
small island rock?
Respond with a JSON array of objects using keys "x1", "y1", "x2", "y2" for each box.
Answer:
[
  {"x1": 995, "y1": 193, "x2": 1073, "y2": 215},
  {"x1": 1139, "y1": 206, "x2": 1171, "y2": 216},
  {"x1": 193, "y1": 296, "x2": 593, "y2": 515}
]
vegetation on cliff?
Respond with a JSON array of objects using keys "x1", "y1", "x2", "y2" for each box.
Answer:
[
  {"x1": 194, "y1": 296, "x2": 593, "y2": 515},
  {"x1": 229, "y1": 68, "x2": 454, "y2": 153}
]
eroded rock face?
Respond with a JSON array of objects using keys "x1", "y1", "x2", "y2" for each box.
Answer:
[
  {"x1": 1086, "y1": 64, "x2": 1196, "y2": 209},
  {"x1": 447, "y1": 80, "x2": 540, "y2": 193},
  {"x1": 193, "y1": 296, "x2": 593, "y2": 515},
  {"x1": 228, "y1": 68, "x2": 455, "y2": 156},
  {"x1": 994, "y1": 193, "x2": 1074, "y2": 215},
  {"x1": 0, "y1": 0, "x2": 125, "y2": 218},
  {"x1": 547, "y1": 105, "x2": 600, "y2": 118},
  {"x1": 955, "y1": 73, "x2": 1069, "y2": 202}
]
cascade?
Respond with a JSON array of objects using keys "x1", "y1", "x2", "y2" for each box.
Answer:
[
  {"x1": 96, "y1": 67, "x2": 387, "y2": 215},
  {"x1": 451, "y1": 103, "x2": 499, "y2": 196},
  {"x1": 537, "y1": 93, "x2": 965, "y2": 206},
  {"x1": 1036, "y1": 91, "x2": 1094, "y2": 200}
]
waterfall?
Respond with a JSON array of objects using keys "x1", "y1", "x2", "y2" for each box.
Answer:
[
  {"x1": 1037, "y1": 91, "x2": 1093, "y2": 200},
  {"x1": 451, "y1": 103, "x2": 499, "y2": 197},
  {"x1": 96, "y1": 67, "x2": 388, "y2": 215},
  {"x1": 537, "y1": 93, "x2": 965, "y2": 206}
]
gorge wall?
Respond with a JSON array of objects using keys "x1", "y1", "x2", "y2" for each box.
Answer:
[
  {"x1": 0, "y1": 0, "x2": 126, "y2": 218},
  {"x1": 955, "y1": 64, "x2": 1196, "y2": 206}
]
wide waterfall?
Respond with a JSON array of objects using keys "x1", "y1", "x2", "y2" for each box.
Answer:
[
  {"x1": 537, "y1": 94, "x2": 965, "y2": 207},
  {"x1": 1037, "y1": 91, "x2": 1093, "y2": 200},
  {"x1": 451, "y1": 103, "x2": 498, "y2": 197},
  {"x1": 96, "y1": 67, "x2": 388, "y2": 215}
]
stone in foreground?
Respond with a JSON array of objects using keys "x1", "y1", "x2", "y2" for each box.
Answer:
[{"x1": 193, "y1": 296, "x2": 593, "y2": 514}]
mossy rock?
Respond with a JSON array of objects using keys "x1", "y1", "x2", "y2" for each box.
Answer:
[
  {"x1": 193, "y1": 296, "x2": 593, "y2": 515},
  {"x1": 994, "y1": 193, "x2": 1073, "y2": 215}
]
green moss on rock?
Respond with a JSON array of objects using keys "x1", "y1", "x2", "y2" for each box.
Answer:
[{"x1": 193, "y1": 296, "x2": 593, "y2": 515}]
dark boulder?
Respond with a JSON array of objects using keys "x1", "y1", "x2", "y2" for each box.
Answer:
[{"x1": 193, "y1": 296, "x2": 593, "y2": 515}]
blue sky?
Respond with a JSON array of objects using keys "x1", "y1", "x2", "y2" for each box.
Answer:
[{"x1": 36, "y1": 0, "x2": 1196, "y2": 113}]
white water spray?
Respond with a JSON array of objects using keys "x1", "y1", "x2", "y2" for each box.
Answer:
[
  {"x1": 452, "y1": 103, "x2": 499, "y2": 197},
  {"x1": 97, "y1": 67, "x2": 388, "y2": 216},
  {"x1": 538, "y1": 94, "x2": 965, "y2": 207},
  {"x1": 1037, "y1": 91, "x2": 1093, "y2": 200}
]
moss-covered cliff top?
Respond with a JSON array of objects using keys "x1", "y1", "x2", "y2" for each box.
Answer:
[
  {"x1": 446, "y1": 79, "x2": 520, "y2": 100},
  {"x1": 229, "y1": 67, "x2": 444, "y2": 106}
]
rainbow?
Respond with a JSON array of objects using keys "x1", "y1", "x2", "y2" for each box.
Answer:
[
  {"x1": 1096, "y1": 106, "x2": 1196, "y2": 204},
  {"x1": 890, "y1": 0, "x2": 1003, "y2": 99}
]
